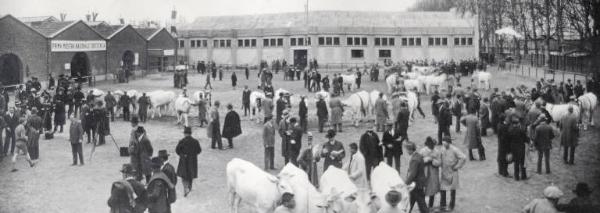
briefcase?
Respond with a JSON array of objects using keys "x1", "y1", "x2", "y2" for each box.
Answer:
[{"x1": 119, "y1": 147, "x2": 129, "y2": 157}]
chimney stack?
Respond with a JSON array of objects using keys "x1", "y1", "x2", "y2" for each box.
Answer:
[
  {"x1": 92, "y1": 12, "x2": 98, "y2": 21},
  {"x1": 119, "y1": 18, "x2": 125, "y2": 25},
  {"x1": 85, "y1": 14, "x2": 91, "y2": 22},
  {"x1": 60, "y1": 13, "x2": 67, "y2": 21}
]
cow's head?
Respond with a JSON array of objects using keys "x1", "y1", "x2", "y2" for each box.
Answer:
[{"x1": 267, "y1": 175, "x2": 294, "y2": 196}]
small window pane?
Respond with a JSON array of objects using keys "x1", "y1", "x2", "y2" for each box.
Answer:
[
  {"x1": 467, "y1": 38, "x2": 473, "y2": 45},
  {"x1": 454, "y1": 38, "x2": 460, "y2": 45},
  {"x1": 389, "y1": 38, "x2": 395, "y2": 46},
  {"x1": 429, "y1": 38, "x2": 434, "y2": 46},
  {"x1": 270, "y1": 38, "x2": 276, "y2": 46},
  {"x1": 251, "y1": 39, "x2": 256, "y2": 47},
  {"x1": 461, "y1": 38, "x2": 466, "y2": 45},
  {"x1": 375, "y1": 38, "x2": 380, "y2": 46},
  {"x1": 277, "y1": 38, "x2": 283, "y2": 46},
  {"x1": 263, "y1": 39, "x2": 269, "y2": 46},
  {"x1": 226, "y1": 40, "x2": 231, "y2": 47},
  {"x1": 362, "y1": 37, "x2": 367, "y2": 46},
  {"x1": 333, "y1": 37, "x2": 340, "y2": 45},
  {"x1": 326, "y1": 37, "x2": 332, "y2": 45},
  {"x1": 291, "y1": 38, "x2": 297, "y2": 46},
  {"x1": 416, "y1": 38, "x2": 421, "y2": 46},
  {"x1": 245, "y1": 39, "x2": 250, "y2": 47},
  {"x1": 307, "y1": 37, "x2": 311, "y2": 45},
  {"x1": 347, "y1": 37, "x2": 353, "y2": 46},
  {"x1": 409, "y1": 38, "x2": 414, "y2": 46},
  {"x1": 213, "y1": 40, "x2": 219, "y2": 47},
  {"x1": 318, "y1": 37, "x2": 324, "y2": 45},
  {"x1": 402, "y1": 38, "x2": 407, "y2": 46},
  {"x1": 354, "y1": 37, "x2": 360, "y2": 46},
  {"x1": 435, "y1": 38, "x2": 441, "y2": 46},
  {"x1": 179, "y1": 40, "x2": 185, "y2": 48},
  {"x1": 299, "y1": 38, "x2": 304, "y2": 46},
  {"x1": 238, "y1": 40, "x2": 243, "y2": 47},
  {"x1": 442, "y1": 38, "x2": 447, "y2": 46},
  {"x1": 379, "y1": 49, "x2": 391, "y2": 58},
  {"x1": 382, "y1": 38, "x2": 388, "y2": 46},
  {"x1": 220, "y1": 40, "x2": 225, "y2": 47}
]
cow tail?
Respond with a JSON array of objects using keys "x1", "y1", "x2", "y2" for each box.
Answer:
[{"x1": 359, "y1": 97, "x2": 366, "y2": 117}]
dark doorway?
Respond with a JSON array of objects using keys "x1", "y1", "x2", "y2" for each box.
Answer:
[
  {"x1": 122, "y1": 50, "x2": 134, "y2": 78},
  {"x1": 0, "y1": 53, "x2": 23, "y2": 86},
  {"x1": 293, "y1": 49, "x2": 307, "y2": 69},
  {"x1": 70, "y1": 52, "x2": 90, "y2": 81}
]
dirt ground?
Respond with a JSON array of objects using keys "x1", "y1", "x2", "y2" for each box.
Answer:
[{"x1": 0, "y1": 67, "x2": 598, "y2": 213}]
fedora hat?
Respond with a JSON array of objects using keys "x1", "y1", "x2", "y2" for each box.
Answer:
[
  {"x1": 120, "y1": 163, "x2": 136, "y2": 174},
  {"x1": 574, "y1": 182, "x2": 592, "y2": 196},
  {"x1": 158, "y1": 150, "x2": 169, "y2": 159}
]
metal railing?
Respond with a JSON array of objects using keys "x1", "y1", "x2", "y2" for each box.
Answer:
[{"x1": 502, "y1": 62, "x2": 591, "y2": 83}]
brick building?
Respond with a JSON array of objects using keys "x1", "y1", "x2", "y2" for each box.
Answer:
[
  {"x1": 92, "y1": 24, "x2": 147, "y2": 79},
  {"x1": 136, "y1": 28, "x2": 177, "y2": 72}
]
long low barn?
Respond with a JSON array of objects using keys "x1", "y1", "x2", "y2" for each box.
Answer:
[
  {"x1": 0, "y1": 14, "x2": 177, "y2": 87},
  {"x1": 177, "y1": 10, "x2": 479, "y2": 67}
]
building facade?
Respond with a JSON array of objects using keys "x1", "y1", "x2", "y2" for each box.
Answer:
[{"x1": 177, "y1": 11, "x2": 479, "y2": 68}]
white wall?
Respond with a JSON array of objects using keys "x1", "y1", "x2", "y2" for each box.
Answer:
[
  {"x1": 188, "y1": 49, "x2": 209, "y2": 64},
  {"x1": 237, "y1": 48, "x2": 258, "y2": 65},
  {"x1": 262, "y1": 48, "x2": 285, "y2": 62},
  {"x1": 212, "y1": 49, "x2": 232, "y2": 64}
]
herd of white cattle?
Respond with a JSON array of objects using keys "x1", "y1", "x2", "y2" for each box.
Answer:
[{"x1": 227, "y1": 158, "x2": 414, "y2": 213}]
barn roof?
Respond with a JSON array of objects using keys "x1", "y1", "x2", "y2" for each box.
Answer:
[
  {"x1": 18, "y1": 16, "x2": 59, "y2": 23},
  {"x1": 135, "y1": 28, "x2": 160, "y2": 40},
  {"x1": 31, "y1": 20, "x2": 76, "y2": 37},
  {"x1": 91, "y1": 24, "x2": 125, "y2": 38},
  {"x1": 179, "y1": 10, "x2": 475, "y2": 31}
]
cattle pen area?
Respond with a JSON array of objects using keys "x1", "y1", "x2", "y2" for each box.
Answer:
[{"x1": 0, "y1": 66, "x2": 598, "y2": 213}]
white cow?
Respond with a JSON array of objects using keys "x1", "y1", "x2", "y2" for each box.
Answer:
[
  {"x1": 146, "y1": 90, "x2": 176, "y2": 118},
  {"x1": 227, "y1": 158, "x2": 294, "y2": 213},
  {"x1": 342, "y1": 91, "x2": 371, "y2": 126},
  {"x1": 274, "y1": 88, "x2": 294, "y2": 105},
  {"x1": 386, "y1": 73, "x2": 401, "y2": 93},
  {"x1": 370, "y1": 162, "x2": 414, "y2": 213},
  {"x1": 174, "y1": 95, "x2": 192, "y2": 127},
  {"x1": 578, "y1": 92, "x2": 597, "y2": 130},
  {"x1": 404, "y1": 79, "x2": 423, "y2": 93},
  {"x1": 249, "y1": 91, "x2": 266, "y2": 122},
  {"x1": 320, "y1": 166, "x2": 368, "y2": 213},
  {"x1": 472, "y1": 71, "x2": 492, "y2": 90},
  {"x1": 411, "y1": 66, "x2": 436, "y2": 75},
  {"x1": 113, "y1": 89, "x2": 140, "y2": 115},
  {"x1": 422, "y1": 73, "x2": 447, "y2": 95},
  {"x1": 541, "y1": 102, "x2": 580, "y2": 124},
  {"x1": 398, "y1": 91, "x2": 419, "y2": 121},
  {"x1": 341, "y1": 73, "x2": 358, "y2": 91},
  {"x1": 278, "y1": 164, "x2": 328, "y2": 213}
]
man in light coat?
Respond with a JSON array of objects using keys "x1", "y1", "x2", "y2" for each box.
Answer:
[
  {"x1": 374, "y1": 93, "x2": 388, "y2": 132},
  {"x1": 439, "y1": 136, "x2": 466, "y2": 211},
  {"x1": 344, "y1": 143, "x2": 368, "y2": 190},
  {"x1": 69, "y1": 116, "x2": 84, "y2": 165}
]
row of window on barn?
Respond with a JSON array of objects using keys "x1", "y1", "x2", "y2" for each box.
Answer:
[{"x1": 181, "y1": 36, "x2": 474, "y2": 49}]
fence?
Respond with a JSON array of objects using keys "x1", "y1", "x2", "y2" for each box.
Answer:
[{"x1": 503, "y1": 62, "x2": 591, "y2": 83}]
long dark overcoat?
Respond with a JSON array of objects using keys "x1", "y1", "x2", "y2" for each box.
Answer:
[
  {"x1": 222, "y1": 111, "x2": 242, "y2": 139},
  {"x1": 176, "y1": 136, "x2": 202, "y2": 180}
]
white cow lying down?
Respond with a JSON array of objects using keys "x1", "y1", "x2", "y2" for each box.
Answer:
[
  {"x1": 226, "y1": 158, "x2": 294, "y2": 213},
  {"x1": 370, "y1": 162, "x2": 414, "y2": 213}
]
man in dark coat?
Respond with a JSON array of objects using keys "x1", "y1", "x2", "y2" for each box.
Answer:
[
  {"x1": 158, "y1": 150, "x2": 177, "y2": 189},
  {"x1": 322, "y1": 75, "x2": 330, "y2": 92},
  {"x1": 108, "y1": 164, "x2": 148, "y2": 213},
  {"x1": 382, "y1": 122, "x2": 402, "y2": 172},
  {"x1": 137, "y1": 93, "x2": 150, "y2": 123},
  {"x1": 316, "y1": 96, "x2": 328, "y2": 133},
  {"x1": 4, "y1": 107, "x2": 19, "y2": 156},
  {"x1": 147, "y1": 157, "x2": 176, "y2": 213},
  {"x1": 176, "y1": 127, "x2": 201, "y2": 197},
  {"x1": 244, "y1": 66, "x2": 249, "y2": 80},
  {"x1": 479, "y1": 98, "x2": 491, "y2": 136},
  {"x1": 231, "y1": 72, "x2": 238, "y2": 89},
  {"x1": 94, "y1": 101, "x2": 110, "y2": 146},
  {"x1": 81, "y1": 102, "x2": 96, "y2": 144},
  {"x1": 452, "y1": 96, "x2": 463, "y2": 133},
  {"x1": 507, "y1": 117, "x2": 528, "y2": 181},
  {"x1": 321, "y1": 130, "x2": 345, "y2": 171},
  {"x1": 129, "y1": 126, "x2": 154, "y2": 183},
  {"x1": 405, "y1": 141, "x2": 429, "y2": 213},
  {"x1": 496, "y1": 113, "x2": 510, "y2": 177},
  {"x1": 242, "y1": 86, "x2": 251, "y2": 116},
  {"x1": 73, "y1": 88, "x2": 85, "y2": 118},
  {"x1": 26, "y1": 108, "x2": 43, "y2": 160},
  {"x1": 279, "y1": 111, "x2": 291, "y2": 163},
  {"x1": 359, "y1": 125, "x2": 383, "y2": 181},
  {"x1": 105, "y1": 91, "x2": 117, "y2": 121},
  {"x1": 276, "y1": 93, "x2": 286, "y2": 124},
  {"x1": 119, "y1": 92, "x2": 132, "y2": 121},
  {"x1": 299, "y1": 96, "x2": 308, "y2": 133},
  {"x1": 534, "y1": 115, "x2": 554, "y2": 174},
  {"x1": 490, "y1": 93, "x2": 506, "y2": 134},
  {"x1": 222, "y1": 104, "x2": 242, "y2": 149},
  {"x1": 560, "y1": 106, "x2": 579, "y2": 164},
  {"x1": 437, "y1": 101, "x2": 452, "y2": 143},
  {"x1": 286, "y1": 117, "x2": 303, "y2": 166},
  {"x1": 395, "y1": 102, "x2": 410, "y2": 142},
  {"x1": 431, "y1": 90, "x2": 441, "y2": 122}
]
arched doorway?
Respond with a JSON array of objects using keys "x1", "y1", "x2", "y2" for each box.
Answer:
[
  {"x1": 0, "y1": 53, "x2": 23, "y2": 86},
  {"x1": 122, "y1": 50, "x2": 134, "y2": 73},
  {"x1": 70, "y1": 52, "x2": 90, "y2": 80}
]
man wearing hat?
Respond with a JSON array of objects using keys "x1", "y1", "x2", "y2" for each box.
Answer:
[
  {"x1": 276, "y1": 93, "x2": 286, "y2": 124},
  {"x1": 263, "y1": 116, "x2": 276, "y2": 170},
  {"x1": 286, "y1": 117, "x2": 303, "y2": 166},
  {"x1": 533, "y1": 114, "x2": 554, "y2": 174},
  {"x1": 298, "y1": 96, "x2": 308, "y2": 133},
  {"x1": 158, "y1": 150, "x2": 177, "y2": 187},
  {"x1": 262, "y1": 95, "x2": 274, "y2": 123},
  {"x1": 507, "y1": 116, "x2": 529, "y2": 181},
  {"x1": 129, "y1": 126, "x2": 154, "y2": 183},
  {"x1": 147, "y1": 157, "x2": 176, "y2": 213},
  {"x1": 176, "y1": 127, "x2": 201, "y2": 197},
  {"x1": 557, "y1": 182, "x2": 596, "y2": 213},
  {"x1": 437, "y1": 100, "x2": 453, "y2": 143},
  {"x1": 298, "y1": 132, "x2": 320, "y2": 186},
  {"x1": 26, "y1": 108, "x2": 43, "y2": 160},
  {"x1": 383, "y1": 121, "x2": 402, "y2": 172},
  {"x1": 522, "y1": 185, "x2": 563, "y2": 213},
  {"x1": 108, "y1": 163, "x2": 148, "y2": 213},
  {"x1": 278, "y1": 110, "x2": 291, "y2": 163},
  {"x1": 320, "y1": 129, "x2": 345, "y2": 172},
  {"x1": 439, "y1": 136, "x2": 466, "y2": 211},
  {"x1": 360, "y1": 124, "x2": 383, "y2": 181},
  {"x1": 209, "y1": 101, "x2": 222, "y2": 149},
  {"x1": 316, "y1": 95, "x2": 328, "y2": 133},
  {"x1": 404, "y1": 141, "x2": 428, "y2": 213}
]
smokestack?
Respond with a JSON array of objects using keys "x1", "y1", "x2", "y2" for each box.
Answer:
[
  {"x1": 85, "y1": 14, "x2": 91, "y2": 22},
  {"x1": 119, "y1": 18, "x2": 125, "y2": 25},
  {"x1": 60, "y1": 13, "x2": 67, "y2": 21}
]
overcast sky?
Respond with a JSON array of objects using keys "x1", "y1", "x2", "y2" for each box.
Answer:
[{"x1": 0, "y1": 0, "x2": 416, "y2": 25}]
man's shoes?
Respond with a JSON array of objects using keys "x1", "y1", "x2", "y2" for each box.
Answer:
[
  {"x1": 11, "y1": 169, "x2": 18, "y2": 172},
  {"x1": 71, "y1": 163, "x2": 77, "y2": 166},
  {"x1": 30, "y1": 162, "x2": 36, "y2": 167}
]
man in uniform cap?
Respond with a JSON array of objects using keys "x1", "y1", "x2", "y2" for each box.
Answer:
[
  {"x1": 176, "y1": 127, "x2": 201, "y2": 197},
  {"x1": 507, "y1": 116, "x2": 529, "y2": 181},
  {"x1": 439, "y1": 136, "x2": 466, "y2": 211},
  {"x1": 382, "y1": 121, "x2": 402, "y2": 172},
  {"x1": 522, "y1": 185, "x2": 563, "y2": 213}
]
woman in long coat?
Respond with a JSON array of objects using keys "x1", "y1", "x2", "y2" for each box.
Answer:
[
  {"x1": 222, "y1": 104, "x2": 242, "y2": 149},
  {"x1": 94, "y1": 101, "x2": 110, "y2": 145},
  {"x1": 419, "y1": 137, "x2": 442, "y2": 208},
  {"x1": 329, "y1": 97, "x2": 344, "y2": 132},
  {"x1": 461, "y1": 112, "x2": 484, "y2": 160},
  {"x1": 53, "y1": 91, "x2": 67, "y2": 132}
]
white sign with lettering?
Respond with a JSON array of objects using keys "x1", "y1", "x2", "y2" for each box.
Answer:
[
  {"x1": 163, "y1": 49, "x2": 175, "y2": 56},
  {"x1": 51, "y1": 40, "x2": 106, "y2": 52}
]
